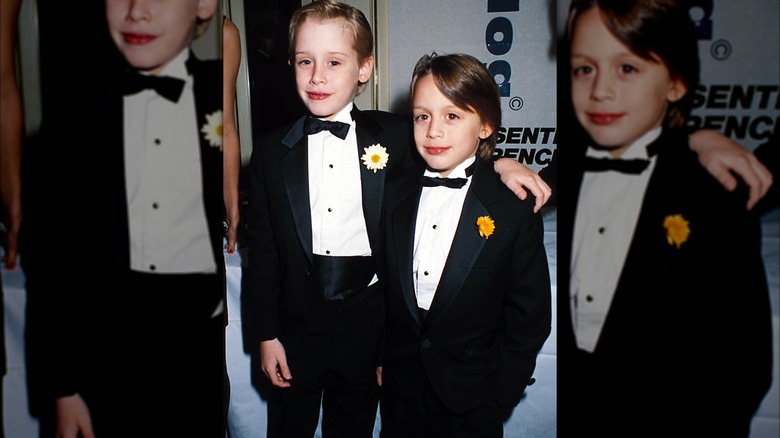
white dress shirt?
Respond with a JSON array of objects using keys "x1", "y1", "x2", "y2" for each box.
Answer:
[
  {"x1": 124, "y1": 49, "x2": 217, "y2": 274},
  {"x1": 570, "y1": 127, "x2": 661, "y2": 351},
  {"x1": 307, "y1": 102, "x2": 375, "y2": 258},
  {"x1": 413, "y1": 156, "x2": 475, "y2": 310}
]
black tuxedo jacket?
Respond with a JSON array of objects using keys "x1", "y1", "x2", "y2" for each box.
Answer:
[
  {"x1": 556, "y1": 130, "x2": 773, "y2": 436},
  {"x1": 381, "y1": 158, "x2": 552, "y2": 414},
  {"x1": 37, "y1": 53, "x2": 225, "y2": 399},
  {"x1": 244, "y1": 107, "x2": 418, "y2": 374}
]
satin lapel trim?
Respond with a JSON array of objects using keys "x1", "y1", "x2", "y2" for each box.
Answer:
[
  {"x1": 613, "y1": 156, "x2": 675, "y2": 295},
  {"x1": 425, "y1": 190, "x2": 488, "y2": 328},
  {"x1": 354, "y1": 114, "x2": 384, "y2": 251},
  {"x1": 281, "y1": 135, "x2": 314, "y2": 264},
  {"x1": 190, "y1": 56, "x2": 223, "y2": 265},
  {"x1": 392, "y1": 183, "x2": 424, "y2": 327}
]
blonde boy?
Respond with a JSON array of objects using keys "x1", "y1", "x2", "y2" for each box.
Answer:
[{"x1": 48, "y1": 1, "x2": 225, "y2": 437}]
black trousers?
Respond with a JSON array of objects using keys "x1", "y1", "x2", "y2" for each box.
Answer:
[
  {"x1": 269, "y1": 283, "x2": 383, "y2": 438},
  {"x1": 78, "y1": 272, "x2": 224, "y2": 437},
  {"x1": 380, "y1": 359, "x2": 504, "y2": 438}
]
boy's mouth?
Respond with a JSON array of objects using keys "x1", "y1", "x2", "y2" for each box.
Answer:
[
  {"x1": 123, "y1": 33, "x2": 157, "y2": 45},
  {"x1": 307, "y1": 92, "x2": 331, "y2": 100},
  {"x1": 424, "y1": 146, "x2": 450, "y2": 155},
  {"x1": 587, "y1": 112, "x2": 624, "y2": 125}
]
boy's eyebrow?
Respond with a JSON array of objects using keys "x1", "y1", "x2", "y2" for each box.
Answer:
[
  {"x1": 294, "y1": 50, "x2": 350, "y2": 57},
  {"x1": 412, "y1": 104, "x2": 464, "y2": 113}
]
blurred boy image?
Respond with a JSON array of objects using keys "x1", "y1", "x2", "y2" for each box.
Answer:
[{"x1": 33, "y1": 1, "x2": 225, "y2": 436}]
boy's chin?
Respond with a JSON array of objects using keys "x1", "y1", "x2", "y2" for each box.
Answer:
[
  {"x1": 130, "y1": 63, "x2": 164, "y2": 73},
  {"x1": 118, "y1": 49, "x2": 181, "y2": 75},
  {"x1": 122, "y1": 58, "x2": 168, "y2": 75},
  {"x1": 582, "y1": 130, "x2": 628, "y2": 151},
  {"x1": 585, "y1": 137, "x2": 631, "y2": 157}
]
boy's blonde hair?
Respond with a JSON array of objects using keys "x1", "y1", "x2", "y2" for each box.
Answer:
[
  {"x1": 410, "y1": 53, "x2": 502, "y2": 161},
  {"x1": 288, "y1": 0, "x2": 374, "y2": 95}
]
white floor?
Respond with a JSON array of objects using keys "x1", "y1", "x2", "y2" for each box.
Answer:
[{"x1": 3, "y1": 207, "x2": 778, "y2": 437}]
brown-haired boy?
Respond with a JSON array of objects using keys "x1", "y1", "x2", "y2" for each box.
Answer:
[{"x1": 245, "y1": 1, "x2": 536, "y2": 436}]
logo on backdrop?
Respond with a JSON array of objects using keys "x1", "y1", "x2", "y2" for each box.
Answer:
[
  {"x1": 686, "y1": 1, "x2": 779, "y2": 144},
  {"x1": 689, "y1": 0, "x2": 735, "y2": 62},
  {"x1": 485, "y1": 0, "x2": 518, "y2": 99},
  {"x1": 688, "y1": 85, "x2": 780, "y2": 143},
  {"x1": 486, "y1": 1, "x2": 557, "y2": 166},
  {"x1": 493, "y1": 126, "x2": 557, "y2": 165},
  {"x1": 689, "y1": 0, "x2": 713, "y2": 40}
]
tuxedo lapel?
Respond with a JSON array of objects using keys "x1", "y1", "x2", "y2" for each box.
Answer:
[
  {"x1": 281, "y1": 117, "x2": 314, "y2": 264},
  {"x1": 352, "y1": 107, "x2": 386, "y2": 251},
  {"x1": 189, "y1": 53, "x2": 224, "y2": 267},
  {"x1": 105, "y1": 85, "x2": 132, "y2": 269},
  {"x1": 609, "y1": 149, "x2": 680, "y2": 308},
  {"x1": 391, "y1": 180, "x2": 424, "y2": 327},
  {"x1": 577, "y1": 133, "x2": 682, "y2": 351},
  {"x1": 425, "y1": 163, "x2": 494, "y2": 328}
]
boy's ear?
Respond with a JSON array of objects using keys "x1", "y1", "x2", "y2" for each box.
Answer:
[
  {"x1": 666, "y1": 77, "x2": 688, "y2": 103},
  {"x1": 358, "y1": 56, "x2": 374, "y2": 84},
  {"x1": 479, "y1": 123, "x2": 494, "y2": 140},
  {"x1": 197, "y1": 0, "x2": 218, "y2": 21}
]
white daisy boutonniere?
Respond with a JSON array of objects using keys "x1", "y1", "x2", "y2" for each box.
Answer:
[
  {"x1": 663, "y1": 214, "x2": 690, "y2": 249},
  {"x1": 201, "y1": 110, "x2": 223, "y2": 150},
  {"x1": 361, "y1": 144, "x2": 389, "y2": 173},
  {"x1": 476, "y1": 216, "x2": 495, "y2": 239}
]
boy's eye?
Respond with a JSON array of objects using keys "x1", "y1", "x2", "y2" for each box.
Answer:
[
  {"x1": 414, "y1": 114, "x2": 429, "y2": 122},
  {"x1": 328, "y1": 60, "x2": 341, "y2": 67},
  {"x1": 572, "y1": 65, "x2": 592, "y2": 76},
  {"x1": 446, "y1": 113, "x2": 459, "y2": 120},
  {"x1": 620, "y1": 64, "x2": 638, "y2": 74},
  {"x1": 297, "y1": 59, "x2": 312, "y2": 66}
]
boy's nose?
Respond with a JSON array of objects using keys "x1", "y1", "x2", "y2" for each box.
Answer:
[
  {"x1": 426, "y1": 119, "x2": 443, "y2": 138},
  {"x1": 309, "y1": 64, "x2": 326, "y2": 85},
  {"x1": 127, "y1": 0, "x2": 151, "y2": 21},
  {"x1": 590, "y1": 73, "x2": 614, "y2": 101}
]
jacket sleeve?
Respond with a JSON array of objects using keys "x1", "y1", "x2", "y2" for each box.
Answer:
[
  {"x1": 496, "y1": 206, "x2": 552, "y2": 408},
  {"x1": 244, "y1": 138, "x2": 283, "y2": 346}
]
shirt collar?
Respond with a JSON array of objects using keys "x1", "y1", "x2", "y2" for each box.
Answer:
[
  {"x1": 150, "y1": 48, "x2": 190, "y2": 81},
  {"x1": 586, "y1": 127, "x2": 662, "y2": 160},
  {"x1": 424, "y1": 155, "x2": 477, "y2": 178},
  {"x1": 329, "y1": 102, "x2": 354, "y2": 125}
]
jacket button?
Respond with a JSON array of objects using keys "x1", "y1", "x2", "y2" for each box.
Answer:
[
  {"x1": 304, "y1": 268, "x2": 311, "y2": 279},
  {"x1": 421, "y1": 339, "x2": 432, "y2": 349}
]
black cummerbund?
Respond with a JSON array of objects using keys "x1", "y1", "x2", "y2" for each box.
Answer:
[{"x1": 312, "y1": 254, "x2": 376, "y2": 301}]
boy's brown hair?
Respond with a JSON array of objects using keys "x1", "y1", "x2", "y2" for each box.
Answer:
[
  {"x1": 410, "y1": 53, "x2": 502, "y2": 161},
  {"x1": 565, "y1": 0, "x2": 700, "y2": 129},
  {"x1": 288, "y1": 0, "x2": 374, "y2": 95}
]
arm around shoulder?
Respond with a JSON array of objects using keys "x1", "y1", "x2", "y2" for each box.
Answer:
[{"x1": 689, "y1": 129, "x2": 774, "y2": 210}]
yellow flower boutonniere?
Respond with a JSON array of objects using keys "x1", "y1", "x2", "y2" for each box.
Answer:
[
  {"x1": 201, "y1": 110, "x2": 223, "y2": 150},
  {"x1": 476, "y1": 216, "x2": 495, "y2": 239},
  {"x1": 663, "y1": 214, "x2": 690, "y2": 248},
  {"x1": 361, "y1": 144, "x2": 389, "y2": 173}
]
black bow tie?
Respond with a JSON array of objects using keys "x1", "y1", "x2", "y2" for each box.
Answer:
[
  {"x1": 303, "y1": 117, "x2": 350, "y2": 140},
  {"x1": 583, "y1": 138, "x2": 661, "y2": 175},
  {"x1": 123, "y1": 70, "x2": 185, "y2": 102},
  {"x1": 582, "y1": 156, "x2": 650, "y2": 174},
  {"x1": 420, "y1": 176, "x2": 468, "y2": 189},
  {"x1": 419, "y1": 160, "x2": 476, "y2": 189}
]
